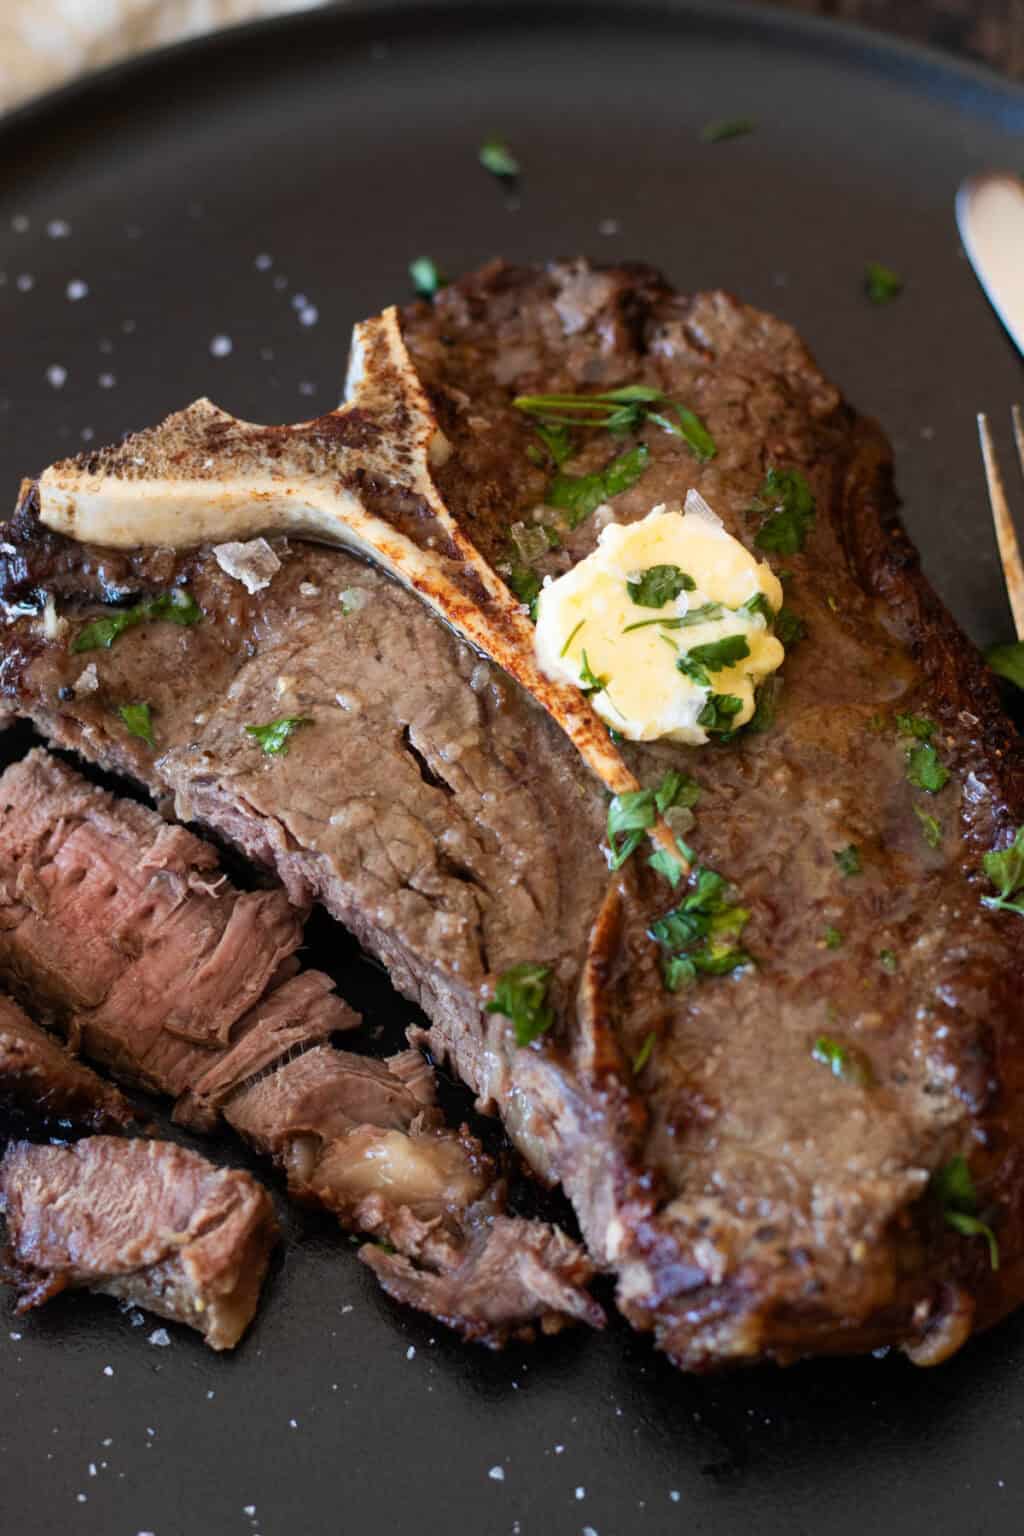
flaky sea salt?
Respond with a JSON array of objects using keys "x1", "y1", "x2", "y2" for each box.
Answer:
[
  {"x1": 488, "y1": 1466, "x2": 505, "y2": 1481},
  {"x1": 148, "y1": 1329, "x2": 171, "y2": 1348},
  {"x1": 209, "y1": 335, "x2": 233, "y2": 358},
  {"x1": 45, "y1": 365, "x2": 66, "y2": 390},
  {"x1": 66, "y1": 279, "x2": 88, "y2": 301}
]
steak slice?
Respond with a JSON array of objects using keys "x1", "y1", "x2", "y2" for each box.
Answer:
[
  {"x1": 0, "y1": 993, "x2": 137, "y2": 1133},
  {"x1": 2, "y1": 260, "x2": 1023, "y2": 1368},
  {"x1": 0, "y1": 1137, "x2": 277, "y2": 1349},
  {"x1": 0, "y1": 751, "x2": 602, "y2": 1345}
]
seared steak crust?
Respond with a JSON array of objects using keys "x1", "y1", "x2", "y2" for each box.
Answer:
[{"x1": 1, "y1": 261, "x2": 1023, "y2": 1368}]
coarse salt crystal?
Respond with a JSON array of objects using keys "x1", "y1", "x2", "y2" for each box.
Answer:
[
  {"x1": 45, "y1": 365, "x2": 67, "y2": 390},
  {"x1": 66, "y1": 280, "x2": 89, "y2": 301},
  {"x1": 148, "y1": 1329, "x2": 171, "y2": 1347},
  {"x1": 488, "y1": 1466, "x2": 505, "y2": 1481},
  {"x1": 98, "y1": 373, "x2": 116, "y2": 390},
  {"x1": 406, "y1": 1346, "x2": 416, "y2": 1360},
  {"x1": 103, "y1": 1366, "x2": 113, "y2": 1376},
  {"x1": 16, "y1": 274, "x2": 34, "y2": 292},
  {"x1": 213, "y1": 538, "x2": 281, "y2": 593},
  {"x1": 47, "y1": 219, "x2": 71, "y2": 238},
  {"x1": 210, "y1": 335, "x2": 233, "y2": 358}
]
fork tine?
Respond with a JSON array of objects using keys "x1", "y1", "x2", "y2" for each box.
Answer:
[{"x1": 977, "y1": 411, "x2": 1024, "y2": 642}]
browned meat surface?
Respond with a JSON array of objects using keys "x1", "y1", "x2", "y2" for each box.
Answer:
[
  {"x1": 0, "y1": 752, "x2": 601, "y2": 1346},
  {"x1": 226, "y1": 1043, "x2": 603, "y2": 1344},
  {"x1": 0, "y1": 992, "x2": 137, "y2": 1133},
  {"x1": 1, "y1": 261, "x2": 1022, "y2": 1368},
  {"x1": 0, "y1": 1136, "x2": 278, "y2": 1349}
]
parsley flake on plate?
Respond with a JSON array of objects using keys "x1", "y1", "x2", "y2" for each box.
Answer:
[
  {"x1": 865, "y1": 261, "x2": 903, "y2": 304},
  {"x1": 823, "y1": 926, "x2": 843, "y2": 949},
  {"x1": 479, "y1": 137, "x2": 520, "y2": 179},
  {"x1": 486, "y1": 962, "x2": 552, "y2": 1047},
  {"x1": 700, "y1": 117, "x2": 756, "y2": 143},
  {"x1": 408, "y1": 257, "x2": 448, "y2": 299},
  {"x1": 245, "y1": 715, "x2": 313, "y2": 757},
  {"x1": 632, "y1": 1031, "x2": 656, "y2": 1075},
  {"x1": 906, "y1": 741, "x2": 949, "y2": 794},
  {"x1": 914, "y1": 803, "x2": 943, "y2": 849}
]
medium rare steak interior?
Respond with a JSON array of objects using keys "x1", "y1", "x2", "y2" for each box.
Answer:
[
  {"x1": 1, "y1": 260, "x2": 1023, "y2": 1369},
  {"x1": 0, "y1": 751, "x2": 602, "y2": 1345}
]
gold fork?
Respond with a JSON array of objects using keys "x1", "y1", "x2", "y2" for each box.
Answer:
[{"x1": 978, "y1": 405, "x2": 1024, "y2": 643}]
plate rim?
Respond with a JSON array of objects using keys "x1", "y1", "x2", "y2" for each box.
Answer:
[{"x1": 0, "y1": 0, "x2": 1022, "y2": 154}]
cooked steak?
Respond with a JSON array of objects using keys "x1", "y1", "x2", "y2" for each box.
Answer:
[
  {"x1": 1, "y1": 260, "x2": 1023, "y2": 1369},
  {"x1": 0, "y1": 751, "x2": 602, "y2": 1345},
  {"x1": 0, "y1": 993, "x2": 137, "y2": 1133},
  {"x1": 0, "y1": 1136, "x2": 277, "y2": 1349}
]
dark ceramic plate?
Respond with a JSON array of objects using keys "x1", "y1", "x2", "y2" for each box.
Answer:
[{"x1": 2, "y1": 4, "x2": 1024, "y2": 1534}]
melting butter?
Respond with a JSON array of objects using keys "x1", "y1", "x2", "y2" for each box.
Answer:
[{"x1": 534, "y1": 498, "x2": 784, "y2": 745}]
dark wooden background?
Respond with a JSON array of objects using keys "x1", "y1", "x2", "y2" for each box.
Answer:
[{"x1": 758, "y1": 0, "x2": 1024, "y2": 79}]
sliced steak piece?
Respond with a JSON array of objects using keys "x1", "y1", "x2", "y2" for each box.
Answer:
[
  {"x1": 0, "y1": 749, "x2": 356, "y2": 1101},
  {"x1": 0, "y1": 993, "x2": 137, "y2": 1134},
  {"x1": 2, "y1": 261, "x2": 1023, "y2": 1368},
  {"x1": 0, "y1": 752, "x2": 601, "y2": 1345},
  {"x1": 0, "y1": 1137, "x2": 278, "y2": 1349}
]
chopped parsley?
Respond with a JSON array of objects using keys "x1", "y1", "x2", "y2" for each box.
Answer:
[
  {"x1": 741, "y1": 592, "x2": 775, "y2": 622},
  {"x1": 533, "y1": 422, "x2": 573, "y2": 467},
  {"x1": 622, "y1": 602, "x2": 724, "y2": 634},
  {"x1": 479, "y1": 137, "x2": 520, "y2": 178},
  {"x1": 485, "y1": 962, "x2": 553, "y2": 1047},
  {"x1": 578, "y1": 649, "x2": 608, "y2": 697},
  {"x1": 987, "y1": 641, "x2": 1024, "y2": 691},
  {"x1": 647, "y1": 405, "x2": 717, "y2": 463},
  {"x1": 748, "y1": 679, "x2": 779, "y2": 734},
  {"x1": 906, "y1": 741, "x2": 949, "y2": 794},
  {"x1": 697, "y1": 693, "x2": 745, "y2": 733},
  {"x1": 895, "y1": 713, "x2": 934, "y2": 740},
  {"x1": 678, "y1": 633, "x2": 750, "y2": 687},
  {"x1": 408, "y1": 257, "x2": 447, "y2": 299},
  {"x1": 72, "y1": 588, "x2": 202, "y2": 654},
  {"x1": 981, "y1": 826, "x2": 1024, "y2": 918},
  {"x1": 811, "y1": 1034, "x2": 873, "y2": 1087},
  {"x1": 932, "y1": 1155, "x2": 999, "y2": 1270},
  {"x1": 773, "y1": 606, "x2": 806, "y2": 647},
  {"x1": 914, "y1": 803, "x2": 943, "y2": 849},
  {"x1": 606, "y1": 770, "x2": 696, "y2": 871},
  {"x1": 700, "y1": 117, "x2": 756, "y2": 143},
  {"x1": 834, "y1": 844, "x2": 862, "y2": 877},
  {"x1": 244, "y1": 715, "x2": 313, "y2": 757},
  {"x1": 879, "y1": 948, "x2": 898, "y2": 973},
  {"x1": 546, "y1": 444, "x2": 649, "y2": 528},
  {"x1": 506, "y1": 565, "x2": 541, "y2": 618},
  {"x1": 752, "y1": 468, "x2": 816, "y2": 555},
  {"x1": 632, "y1": 1032, "x2": 656, "y2": 1074},
  {"x1": 894, "y1": 714, "x2": 948, "y2": 794},
  {"x1": 626, "y1": 563, "x2": 696, "y2": 609},
  {"x1": 649, "y1": 866, "x2": 752, "y2": 991},
  {"x1": 865, "y1": 261, "x2": 903, "y2": 304},
  {"x1": 117, "y1": 701, "x2": 155, "y2": 748},
  {"x1": 513, "y1": 385, "x2": 662, "y2": 431},
  {"x1": 824, "y1": 926, "x2": 843, "y2": 949}
]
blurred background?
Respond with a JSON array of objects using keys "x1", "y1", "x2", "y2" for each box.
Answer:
[{"x1": 0, "y1": 0, "x2": 1021, "y2": 115}]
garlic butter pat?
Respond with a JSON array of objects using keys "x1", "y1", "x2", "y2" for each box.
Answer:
[{"x1": 534, "y1": 496, "x2": 785, "y2": 745}]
